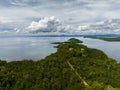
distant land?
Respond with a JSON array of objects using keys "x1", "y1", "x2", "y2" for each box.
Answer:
[
  {"x1": 0, "y1": 33, "x2": 120, "y2": 37},
  {"x1": 1, "y1": 33, "x2": 120, "y2": 42},
  {"x1": 84, "y1": 35, "x2": 120, "y2": 42}
]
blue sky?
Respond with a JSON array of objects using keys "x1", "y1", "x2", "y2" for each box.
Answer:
[{"x1": 0, "y1": 0, "x2": 120, "y2": 34}]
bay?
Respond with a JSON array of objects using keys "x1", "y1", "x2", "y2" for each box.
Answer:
[{"x1": 0, "y1": 36, "x2": 120, "y2": 62}]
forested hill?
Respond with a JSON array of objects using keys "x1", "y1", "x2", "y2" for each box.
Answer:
[{"x1": 1, "y1": 38, "x2": 120, "y2": 90}]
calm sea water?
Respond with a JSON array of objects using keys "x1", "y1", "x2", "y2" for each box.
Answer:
[{"x1": 0, "y1": 36, "x2": 120, "y2": 62}]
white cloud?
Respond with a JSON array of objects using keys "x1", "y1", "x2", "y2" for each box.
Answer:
[
  {"x1": 1, "y1": 16, "x2": 120, "y2": 35},
  {"x1": 64, "y1": 25, "x2": 74, "y2": 33},
  {"x1": 27, "y1": 16, "x2": 64, "y2": 33},
  {"x1": 22, "y1": 17, "x2": 120, "y2": 34},
  {"x1": 77, "y1": 19, "x2": 120, "y2": 34},
  {"x1": 1, "y1": 0, "x2": 120, "y2": 34},
  {"x1": 0, "y1": 18, "x2": 13, "y2": 23},
  {"x1": 1, "y1": 0, "x2": 120, "y2": 26},
  {"x1": 25, "y1": 16, "x2": 79, "y2": 34}
]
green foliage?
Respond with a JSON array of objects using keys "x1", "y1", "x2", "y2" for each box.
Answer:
[
  {"x1": 0, "y1": 61, "x2": 16, "y2": 90},
  {"x1": 98, "y1": 37, "x2": 120, "y2": 41},
  {"x1": 84, "y1": 36, "x2": 120, "y2": 42},
  {"x1": 68, "y1": 38, "x2": 83, "y2": 43},
  {"x1": 0, "y1": 38, "x2": 120, "y2": 90}
]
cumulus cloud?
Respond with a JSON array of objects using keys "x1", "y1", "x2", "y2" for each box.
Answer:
[
  {"x1": 27, "y1": 16, "x2": 74, "y2": 34},
  {"x1": 77, "y1": 19, "x2": 120, "y2": 34},
  {"x1": 1, "y1": 17, "x2": 120, "y2": 35},
  {"x1": 25, "y1": 16, "x2": 120, "y2": 34}
]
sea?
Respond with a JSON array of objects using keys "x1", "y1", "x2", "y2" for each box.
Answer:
[{"x1": 0, "y1": 36, "x2": 120, "y2": 62}]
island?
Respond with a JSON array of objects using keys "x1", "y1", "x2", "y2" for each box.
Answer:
[
  {"x1": 0, "y1": 38, "x2": 120, "y2": 90},
  {"x1": 84, "y1": 36, "x2": 120, "y2": 42}
]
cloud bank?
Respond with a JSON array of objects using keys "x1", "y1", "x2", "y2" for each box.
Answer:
[
  {"x1": 25, "y1": 16, "x2": 120, "y2": 34},
  {"x1": 1, "y1": 0, "x2": 120, "y2": 31},
  {"x1": 26, "y1": 16, "x2": 74, "y2": 34},
  {"x1": 77, "y1": 19, "x2": 120, "y2": 34},
  {"x1": 1, "y1": 16, "x2": 120, "y2": 34},
  {"x1": 27, "y1": 16, "x2": 62, "y2": 33}
]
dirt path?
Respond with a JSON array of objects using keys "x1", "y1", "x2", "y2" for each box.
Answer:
[{"x1": 67, "y1": 61, "x2": 89, "y2": 87}]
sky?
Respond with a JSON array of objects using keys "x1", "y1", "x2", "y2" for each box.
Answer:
[{"x1": 1, "y1": 0, "x2": 120, "y2": 34}]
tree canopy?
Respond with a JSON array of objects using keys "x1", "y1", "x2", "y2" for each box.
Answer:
[{"x1": 0, "y1": 38, "x2": 120, "y2": 90}]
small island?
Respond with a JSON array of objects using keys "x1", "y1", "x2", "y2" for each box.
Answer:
[
  {"x1": 51, "y1": 38, "x2": 83, "y2": 44},
  {"x1": 0, "y1": 38, "x2": 120, "y2": 90}
]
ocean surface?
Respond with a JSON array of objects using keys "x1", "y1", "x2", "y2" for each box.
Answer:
[{"x1": 0, "y1": 36, "x2": 120, "y2": 62}]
